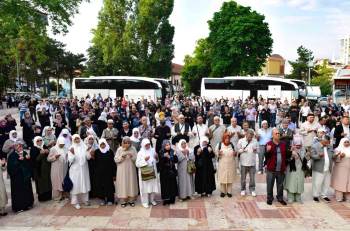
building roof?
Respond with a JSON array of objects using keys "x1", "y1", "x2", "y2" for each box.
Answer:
[
  {"x1": 172, "y1": 63, "x2": 183, "y2": 75},
  {"x1": 269, "y1": 54, "x2": 285, "y2": 61}
]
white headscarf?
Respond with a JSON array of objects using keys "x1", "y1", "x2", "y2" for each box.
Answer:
[
  {"x1": 177, "y1": 139, "x2": 188, "y2": 152},
  {"x1": 200, "y1": 136, "x2": 209, "y2": 148},
  {"x1": 336, "y1": 137, "x2": 350, "y2": 158},
  {"x1": 130, "y1": 128, "x2": 140, "y2": 143},
  {"x1": 9, "y1": 130, "x2": 18, "y2": 142},
  {"x1": 84, "y1": 134, "x2": 98, "y2": 149},
  {"x1": 33, "y1": 136, "x2": 44, "y2": 150},
  {"x1": 58, "y1": 128, "x2": 72, "y2": 148},
  {"x1": 54, "y1": 137, "x2": 68, "y2": 161},
  {"x1": 70, "y1": 134, "x2": 88, "y2": 166},
  {"x1": 139, "y1": 138, "x2": 154, "y2": 165},
  {"x1": 98, "y1": 112, "x2": 108, "y2": 122},
  {"x1": 98, "y1": 138, "x2": 110, "y2": 154}
]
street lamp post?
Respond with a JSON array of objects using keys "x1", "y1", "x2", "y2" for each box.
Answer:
[{"x1": 308, "y1": 58, "x2": 313, "y2": 85}]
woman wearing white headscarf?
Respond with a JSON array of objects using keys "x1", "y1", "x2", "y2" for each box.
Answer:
[
  {"x1": 58, "y1": 128, "x2": 72, "y2": 149},
  {"x1": 284, "y1": 134, "x2": 307, "y2": 203},
  {"x1": 47, "y1": 137, "x2": 68, "y2": 201},
  {"x1": 136, "y1": 138, "x2": 159, "y2": 208},
  {"x1": 96, "y1": 112, "x2": 108, "y2": 138},
  {"x1": 331, "y1": 137, "x2": 350, "y2": 202},
  {"x1": 94, "y1": 138, "x2": 116, "y2": 205},
  {"x1": 115, "y1": 136, "x2": 138, "y2": 207},
  {"x1": 2, "y1": 130, "x2": 25, "y2": 158},
  {"x1": 68, "y1": 134, "x2": 91, "y2": 209},
  {"x1": 30, "y1": 136, "x2": 52, "y2": 201},
  {"x1": 176, "y1": 139, "x2": 195, "y2": 200},
  {"x1": 130, "y1": 128, "x2": 141, "y2": 152}
]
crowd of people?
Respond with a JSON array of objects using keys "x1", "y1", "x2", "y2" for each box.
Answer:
[{"x1": 0, "y1": 94, "x2": 350, "y2": 215}]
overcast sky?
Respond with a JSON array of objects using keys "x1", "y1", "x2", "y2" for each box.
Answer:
[{"x1": 51, "y1": 0, "x2": 350, "y2": 68}]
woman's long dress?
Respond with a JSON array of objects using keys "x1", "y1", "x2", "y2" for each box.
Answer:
[
  {"x1": 159, "y1": 150, "x2": 178, "y2": 202},
  {"x1": 194, "y1": 145, "x2": 216, "y2": 194},
  {"x1": 176, "y1": 150, "x2": 195, "y2": 199},
  {"x1": 7, "y1": 151, "x2": 34, "y2": 212},
  {"x1": 94, "y1": 149, "x2": 116, "y2": 202},
  {"x1": 284, "y1": 148, "x2": 306, "y2": 194},
  {"x1": 115, "y1": 147, "x2": 138, "y2": 199},
  {"x1": 47, "y1": 147, "x2": 68, "y2": 196},
  {"x1": 30, "y1": 146, "x2": 52, "y2": 201},
  {"x1": 0, "y1": 165, "x2": 8, "y2": 210}
]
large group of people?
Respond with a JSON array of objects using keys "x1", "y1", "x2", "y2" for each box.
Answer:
[{"x1": 0, "y1": 94, "x2": 350, "y2": 216}]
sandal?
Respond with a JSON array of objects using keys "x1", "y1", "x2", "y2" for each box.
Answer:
[
  {"x1": 121, "y1": 203, "x2": 127, "y2": 208},
  {"x1": 128, "y1": 202, "x2": 135, "y2": 207}
]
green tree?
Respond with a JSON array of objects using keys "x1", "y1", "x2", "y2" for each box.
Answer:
[
  {"x1": 181, "y1": 39, "x2": 211, "y2": 95},
  {"x1": 207, "y1": 1, "x2": 273, "y2": 76},
  {"x1": 181, "y1": 0, "x2": 273, "y2": 95},
  {"x1": 311, "y1": 60, "x2": 334, "y2": 96},
  {"x1": 288, "y1": 45, "x2": 314, "y2": 81},
  {"x1": 0, "y1": 0, "x2": 88, "y2": 93},
  {"x1": 88, "y1": 0, "x2": 174, "y2": 77}
]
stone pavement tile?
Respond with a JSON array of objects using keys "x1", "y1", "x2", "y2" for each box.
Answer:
[
  {"x1": 188, "y1": 207, "x2": 207, "y2": 220},
  {"x1": 188, "y1": 218, "x2": 208, "y2": 230},
  {"x1": 236, "y1": 201, "x2": 262, "y2": 219},
  {"x1": 206, "y1": 205, "x2": 230, "y2": 230},
  {"x1": 64, "y1": 216, "x2": 110, "y2": 229},
  {"x1": 0, "y1": 213, "x2": 43, "y2": 227},
  {"x1": 187, "y1": 199, "x2": 205, "y2": 208},
  {"x1": 328, "y1": 202, "x2": 350, "y2": 220},
  {"x1": 169, "y1": 209, "x2": 189, "y2": 218},
  {"x1": 169, "y1": 200, "x2": 188, "y2": 209},
  {"x1": 277, "y1": 207, "x2": 300, "y2": 219},
  {"x1": 56, "y1": 202, "x2": 115, "y2": 217},
  {"x1": 150, "y1": 206, "x2": 170, "y2": 218},
  {"x1": 259, "y1": 209, "x2": 283, "y2": 218}
]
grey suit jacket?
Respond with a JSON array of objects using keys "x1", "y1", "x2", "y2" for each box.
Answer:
[{"x1": 311, "y1": 142, "x2": 335, "y2": 173}]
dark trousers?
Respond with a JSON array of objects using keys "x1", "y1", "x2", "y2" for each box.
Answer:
[
  {"x1": 266, "y1": 170, "x2": 284, "y2": 202},
  {"x1": 247, "y1": 120, "x2": 255, "y2": 130}
]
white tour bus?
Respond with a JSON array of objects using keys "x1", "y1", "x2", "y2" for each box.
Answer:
[
  {"x1": 200, "y1": 76, "x2": 299, "y2": 102},
  {"x1": 72, "y1": 76, "x2": 168, "y2": 102}
]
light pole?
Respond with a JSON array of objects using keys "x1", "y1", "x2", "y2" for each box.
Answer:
[{"x1": 307, "y1": 58, "x2": 313, "y2": 85}]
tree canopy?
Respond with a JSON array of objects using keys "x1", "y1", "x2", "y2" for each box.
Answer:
[
  {"x1": 0, "y1": 0, "x2": 87, "y2": 94},
  {"x1": 311, "y1": 60, "x2": 334, "y2": 96},
  {"x1": 181, "y1": 1, "x2": 273, "y2": 94},
  {"x1": 87, "y1": 0, "x2": 174, "y2": 78},
  {"x1": 288, "y1": 45, "x2": 314, "y2": 81}
]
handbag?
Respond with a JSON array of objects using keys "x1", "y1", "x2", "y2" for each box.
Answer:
[
  {"x1": 187, "y1": 160, "x2": 196, "y2": 174},
  {"x1": 62, "y1": 164, "x2": 73, "y2": 192},
  {"x1": 140, "y1": 165, "x2": 156, "y2": 181}
]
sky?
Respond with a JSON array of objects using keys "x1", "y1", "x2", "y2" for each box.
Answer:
[{"x1": 51, "y1": 0, "x2": 350, "y2": 71}]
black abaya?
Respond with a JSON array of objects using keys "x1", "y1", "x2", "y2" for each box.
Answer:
[
  {"x1": 194, "y1": 145, "x2": 216, "y2": 195},
  {"x1": 7, "y1": 151, "x2": 34, "y2": 212},
  {"x1": 159, "y1": 150, "x2": 178, "y2": 204},
  {"x1": 94, "y1": 149, "x2": 116, "y2": 203}
]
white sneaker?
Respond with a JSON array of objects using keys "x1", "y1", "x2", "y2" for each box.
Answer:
[
  {"x1": 151, "y1": 201, "x2": 157, "y2": 206},
  {"x1": 251, "y1": 191, "x2": 257, "y2": 197},
  {"x1": 107, "y1": 202, "x2": 113, "y2": 206},
  {"x1": 74, "y1": 204, "x2": 81, "y2": 210},
  {"x1": 241, "y1": 191, "x2": 246, "y2": 196},
  {"x1": 258, "y1": 171, "x2": 263, "y2": 175},
  {"x1": 100, "y1": 201, "x2": 106, "y2": 206},
  {"x1": 142, "y1": 203, "x2": 149, "y2": 208}
]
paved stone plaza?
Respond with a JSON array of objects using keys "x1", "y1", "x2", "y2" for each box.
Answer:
[{"x1": 0, "y1": 107, "x2": 349, "y2": 231}]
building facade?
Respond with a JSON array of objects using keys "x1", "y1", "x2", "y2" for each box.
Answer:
[
  {"x1": 261, "y1": 54, "x2": 285, "y2": 77},
  {"x1": 340, "y1": 36, "x2": 350, "y2": 65}
]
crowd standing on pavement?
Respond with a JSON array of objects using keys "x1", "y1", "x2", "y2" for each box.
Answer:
[{"x1": 0, "y1": 93, "x2": 350, "y2": 215}]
